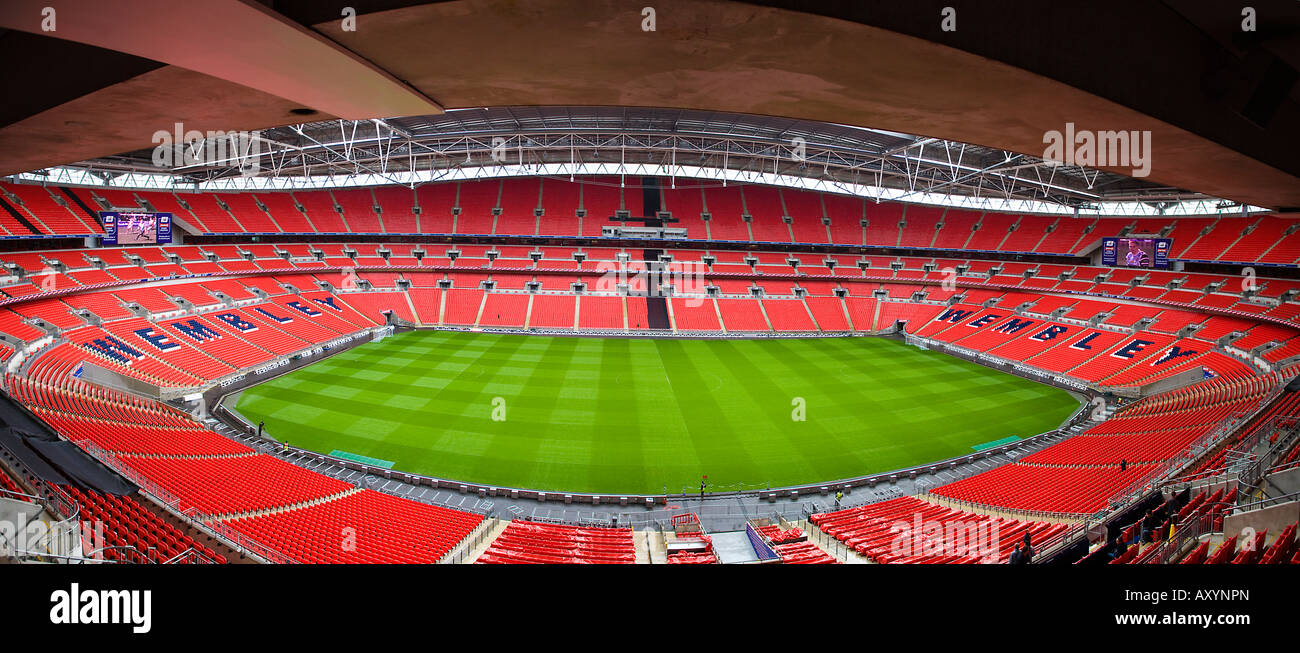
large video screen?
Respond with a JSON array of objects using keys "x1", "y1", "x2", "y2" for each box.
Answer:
[
  {"x1": 100, "y1": 211, "x2": 172, "y2": 246},
  {"x1": 1101, "y1": 236, "x2": 1170, "y2": 269}
]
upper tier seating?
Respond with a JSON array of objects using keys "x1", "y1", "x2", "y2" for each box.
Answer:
[
  {"x1": 0, "y1": 244, "x2": 1291, "y2": 398},
  {"x1": 0, "y1": 182, "x2": 100, "y2": 235},
  {"x1": 20, "y1": 178, "x2": 1279, "y2": 264},
  {"x1": 0, "y1": 242, "x2": 1292, "y2": 380}
]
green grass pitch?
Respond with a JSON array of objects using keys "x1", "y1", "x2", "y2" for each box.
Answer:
[{"x1": 235, "y1": 330, "x2": 1081, "y2": 495}]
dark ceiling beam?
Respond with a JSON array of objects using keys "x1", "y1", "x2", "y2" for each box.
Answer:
[
  {"x1": 0, "y1": 0, "x2": 441, "y2": 119},
  {"x1": 313, "y1": 0, "x2": 1300, "y2": 209},
  {"x1": 751, "y1": 0, "x2": 1300, "y2": 193},
  {"x1": 0, "y1": 30, "x2": 162, "y2": 128}
]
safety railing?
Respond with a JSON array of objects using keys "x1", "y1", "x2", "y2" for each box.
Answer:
[
  {"x1": 1131, "y1": 507, "x2": 1227, "y2": 565},
  {"x1": 1237, "y1": 418, "x2": 1300, "y2": 490},
  {"x1": 1231, "y1": 489, "x2": 1300, "y2": 515},
  {"x1": 0, "y1": 478, "x2": 84, "y2": 562},
  {"x1": 744, "y1": 522, "x2": 781, "y2": 562}
]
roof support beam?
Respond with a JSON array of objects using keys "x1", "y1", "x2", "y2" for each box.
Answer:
[{"x1": 0, "y1": 0, "x2": 441, "y2": 119}]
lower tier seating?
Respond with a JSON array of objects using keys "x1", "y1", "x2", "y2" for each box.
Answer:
[
  {"x1": 928, "y1": 463, "x2": 1158, "y2": 515},
  {"x1": 62, "y1": 484, "x2": 227, "y2": 564},
  {"x1": 477, "y1": 521, "x2": 635, "y2": 564},
  {"x1": 928, "y1": 372, "x2": 1287, "y2": 514},
  {"x1": 666, "y1": 532, "x2": 717, "y2": 564},
  {"x1": 772, "y1": 541, "x2": 836, "y2": 564},
  {"x1": 810, "y1": 495, "x2": 1068, "y2": 563},
  {"x1": 0, "y1": 465, "x2": 24, "y2": 498},
  {"x1": 117, "y1": 454, "x2": 353, "y2": 518},
  {"x1": 222, "y1": 489, "x2": 482, "y2": 564}
]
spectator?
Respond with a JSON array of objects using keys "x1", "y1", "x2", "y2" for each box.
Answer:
[
  {"x1": 1120, "y1": 459, "x2": 1127, "y2": 472},
  {"x1": 1009, "y1": 543, "x2": 1022, "y2": 565},
  {"x1": 1020, "y1": 532, "x2": 1034, "y2": 563}
]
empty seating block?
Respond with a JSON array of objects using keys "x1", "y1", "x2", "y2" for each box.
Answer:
[
  {"x1": 479, "y1": 293, "x2": 530, "y2": 327},
  {"x1": 762, "y1": 299, "x2": 817, "y2": 331},
  {"x1": 528, "y1": 294, "x2": 576, "y2": 328},
  {"x1": 478, "y1": 521, "x2": 635, "y2": 564},
  {"x1": 717, "y1": 298, "x2": 770, "y2": 331},
  {"x1": 63, "y1": 485, "x2": 227, "y2": 564},
  {"x1": 118, "y1": 454, "x2": 352, "y2": 517},
  {"x1": 811, "y1": 496, "x2": 1067, "y2": 563},
  {"x1": 671, "y1": 297, "x2": 721, "y2": 331},
  {"x1": 224, "y1": 490, "x2": 482, "y2": 564},
  {"x1": 578, "y1": 296, "x2": 625, "y2": 330}
]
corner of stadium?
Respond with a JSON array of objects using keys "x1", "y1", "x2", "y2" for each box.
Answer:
[{"x1": 1, "y1": 0, "x2": 1297, "y2": 637}]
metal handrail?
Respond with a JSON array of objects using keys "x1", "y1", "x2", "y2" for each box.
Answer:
[
  {"x1": 1231, "y1": 489, "x2": 1300, "y2": 515},
  {"x1": 163, "y1": 547, "x2": 219, "y2": 565},
  {"x1": 86, "y1": 545, "x2": 154, "y2": 564}
]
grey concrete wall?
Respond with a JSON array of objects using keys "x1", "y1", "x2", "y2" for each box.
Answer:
[
  {"x1": 80, "y1": 361, "x2": 163, "y2": 401},
  {"x1": 1138, "y1": 366, "x2": 1207, "y2": 398},
  {"x1": 1223, "y1": 500, "x2": 1300, "y2": 541}
]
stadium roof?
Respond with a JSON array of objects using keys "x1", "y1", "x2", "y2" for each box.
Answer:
[{"x1": 16, "y1": 106, "x2": 1257, "y2": 217}]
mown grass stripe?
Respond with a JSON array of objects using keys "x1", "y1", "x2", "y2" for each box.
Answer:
[{"x1": 236, "y1": 331, "x2": 1080, "y2": 494}]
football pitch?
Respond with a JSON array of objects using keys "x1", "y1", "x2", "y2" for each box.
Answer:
[{"x1": 235, "y1": 330, "x2": 1081, "y2": 494}]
